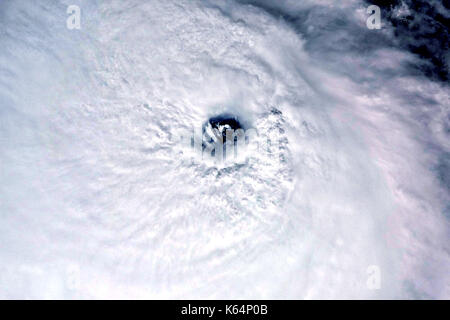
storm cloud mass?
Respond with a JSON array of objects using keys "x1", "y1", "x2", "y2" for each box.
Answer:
[{"x1": 0, "y1": 0, "x2": 449, "y2": 299}]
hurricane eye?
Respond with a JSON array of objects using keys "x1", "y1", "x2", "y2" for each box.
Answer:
[{"x1": 204, "y1": 114, "x2": 244, "y2": 143}]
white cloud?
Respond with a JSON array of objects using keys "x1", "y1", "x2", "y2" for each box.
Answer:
[{"x1": 0, "y1": 0, "x2": 448, "y2": 299}]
